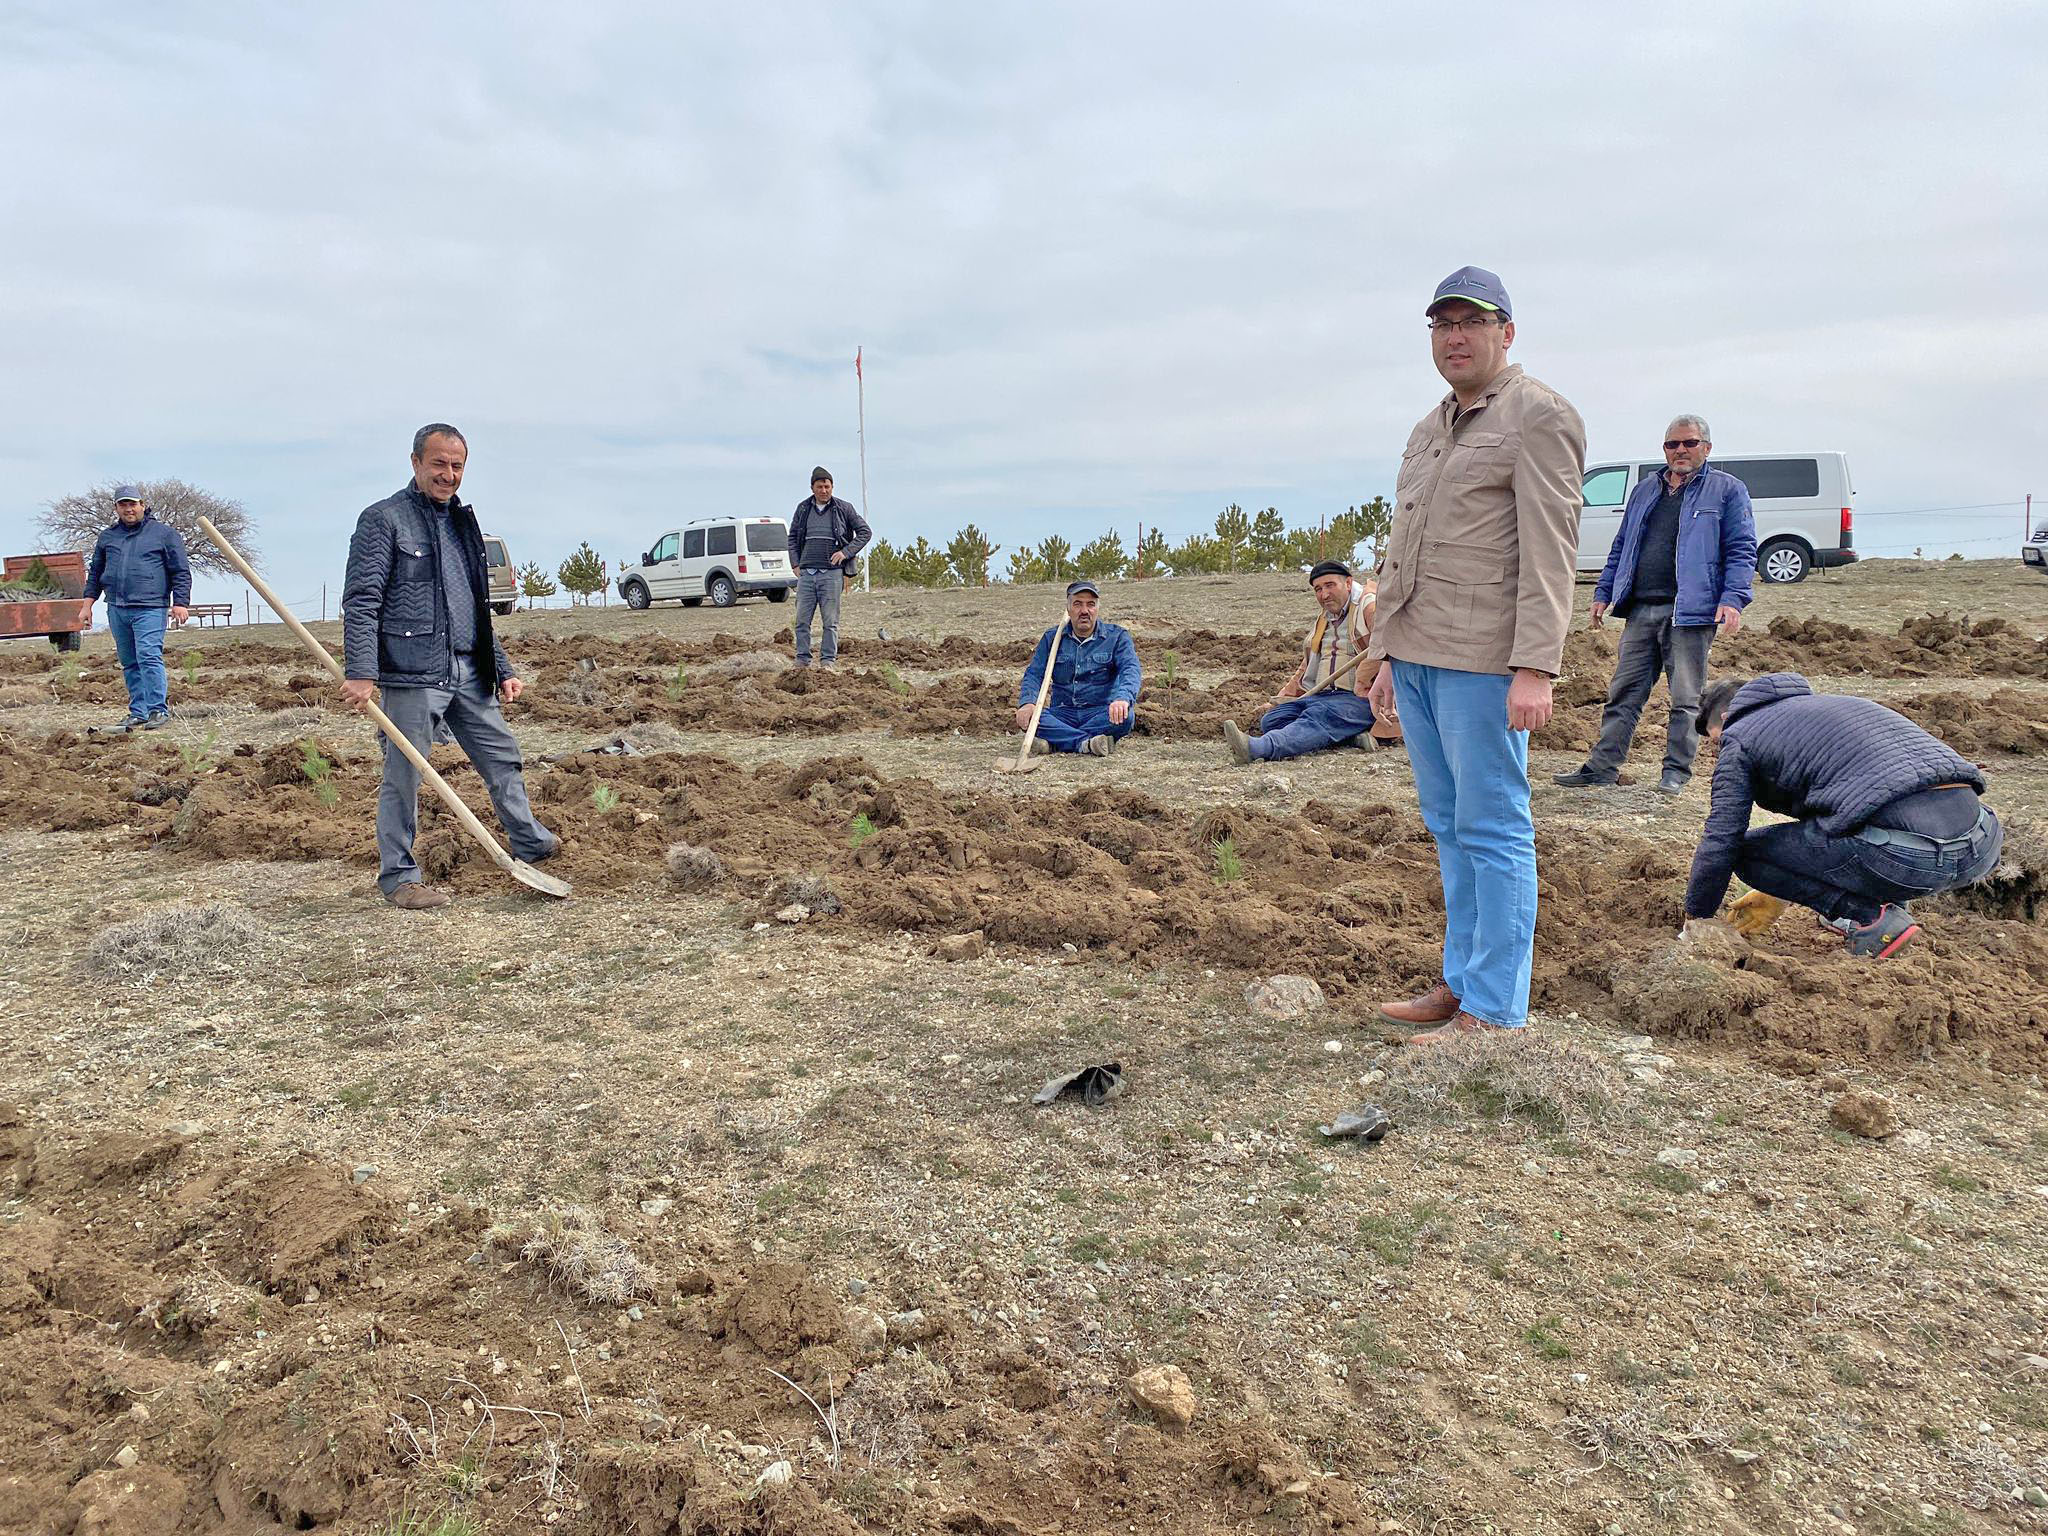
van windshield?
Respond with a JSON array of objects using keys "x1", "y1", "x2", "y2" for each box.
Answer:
[{"x1": 746, "y1": 523, "x2": 786, "y2": 553}]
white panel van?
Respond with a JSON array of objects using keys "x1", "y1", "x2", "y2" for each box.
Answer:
[
  {"x1": 615, "y1": 517, "x2": 795, "y2": 609},
  {"x1": 1577, "y1": 452, "x2": 1856, "y2": 584}
]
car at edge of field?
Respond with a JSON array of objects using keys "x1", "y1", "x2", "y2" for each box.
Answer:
[
  {"x1": 615, "y1": 517, "x2": 795, "y2": 609},
  {"x1": 1576, "y1": 451, "x2": 1857, "y2": 584},
  {"x1": 2022, "y1": 523, "x2": 2048, "y2": 574}
]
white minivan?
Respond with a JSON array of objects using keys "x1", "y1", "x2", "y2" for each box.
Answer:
[
  {"x1": 615, "y1": 517, "x2": 795, "y2": 609},
  {"x1": 1577, "y1": 452, "x2": 1856, "y2": 584}
]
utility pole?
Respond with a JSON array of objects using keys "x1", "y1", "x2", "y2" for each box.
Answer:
[{"x1": 856, "y1": 347, "x2": 871, "y2": 594}]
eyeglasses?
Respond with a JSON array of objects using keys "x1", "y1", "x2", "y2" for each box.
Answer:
[
  {"x1": 1664, "y1": 438, "x2": 1705, "y2": 451},
  {"x1": 1426, "y1": 315, "x2": 1503, "y2": 335}
]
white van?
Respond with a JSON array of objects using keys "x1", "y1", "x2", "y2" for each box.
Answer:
[
  {"x1": 1577, "y1": 452, "x2": 1856, "y2": 584},
  {"x1": 615, "y1": 517, "x2": 795, "y2": 609}
]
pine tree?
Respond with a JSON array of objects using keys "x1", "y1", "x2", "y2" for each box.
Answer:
[
  {"x1": 557, "y1": 542, "x2": 607, "y2": 604},
  {"x1": 1074, "y1": 532, "x2": 1129, "y2": 581},
  {"x1": 517, "y1": 561, "x2": 557, "y2": 606},
  {"x1": 945, "y1": 524, "x2": 999, "y2": 586}
]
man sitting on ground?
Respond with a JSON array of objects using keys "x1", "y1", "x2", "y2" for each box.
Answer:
[
  {"x1": 1014, "y1": 580, "x2": 1141, "y2": 757},
  {"x1": 1683, "y1": 673, "x2": 2003, "y2": 958},
  {"x1": 1223, "y1": 560, "x2": 1400, "y2": 763}
]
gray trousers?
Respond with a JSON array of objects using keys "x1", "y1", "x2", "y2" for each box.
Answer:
[
  {"x1": 376, "y1": 655, "x2": 556, "y2": 893},
  {"x1": 1584, "y1": 603, "x2": 1714, "y2": 778},
  {"x1": 792, "y1": 567, "x2": 843, "y2": 664}
]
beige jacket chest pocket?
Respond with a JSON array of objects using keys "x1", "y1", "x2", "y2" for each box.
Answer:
[
  {"x1": 1446, "y1": 430, "x2": 1515, "y2": 483},
  {"x1": 1408, "y1": 540, "x2": 1506, "y2": 639}
]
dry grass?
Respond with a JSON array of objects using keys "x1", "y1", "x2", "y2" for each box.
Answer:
[
  {"x1": 1380, "y1": 1030, "x2": 1630, "y2": 1139},
  {"x1": 82, "y1": 902, "x2": 272, "y2": 980},
  {"x1": 664, "y1": 843, "x2": 725, "y2": 891},
  {"x1": 489, "y1": 1207, "x2": 653, "y2": 1306}
]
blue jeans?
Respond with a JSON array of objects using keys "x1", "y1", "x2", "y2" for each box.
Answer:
[
  {"x1": 1392, "y1": 661, "x2": 1536, "y2": 1028},
  {"x1": 1584, "y1": 604, "x2": 1712, "y2": 778},
  {"x1": 1737, "y1": 808, "x2": 2003, "y2": 924},
  {"x1": 1035, "y1": 703, "x2": 1134, "y2": 752},
  {"x1": 1252, "y1": 692, "x2": 1375, "y2": 760},
  {"x1": 107, "y1": 604, "x2": 169, "y2": 719},
  {"x1": 793, "y1": 567, "x2": 843, "y2": 664},
  {"x1": 375, "y1": 656, "x2": 557, "y2": 893}
]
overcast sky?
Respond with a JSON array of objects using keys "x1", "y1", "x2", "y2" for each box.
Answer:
[{"x1": 3, "y1": 0, "x2": 2042, "y2": 607}]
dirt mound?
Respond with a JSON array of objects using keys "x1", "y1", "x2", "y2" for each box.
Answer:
[
  {"x1": 0, "y1": 1127, "x2": 1380, "y2": 1534},
  {"x1": 6, "y1": 733, "x2": 2042, "y2": 1067}
]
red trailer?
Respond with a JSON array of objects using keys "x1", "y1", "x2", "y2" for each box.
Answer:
[{"x1": 0, "y1": 552, "x2": 91, "y2": 652}]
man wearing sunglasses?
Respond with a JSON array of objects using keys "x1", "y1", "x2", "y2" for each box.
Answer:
[{"x1": 1556, "y1": 416, "x2": 1755, "y2": 795}]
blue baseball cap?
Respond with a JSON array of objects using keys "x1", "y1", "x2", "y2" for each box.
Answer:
[
  {"x1": 1066, "y1": 579, "x2": 1100, "y2": 599},
  {"x1": 1427, "y1": 266, "x2": 1511, "y2": 319},
  {"x1": 112, "y1": 484, "x2": 144, "y2": 503}
]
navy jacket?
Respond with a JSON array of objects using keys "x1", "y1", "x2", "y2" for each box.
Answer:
[
  {"x1": 1684, "y1": 673, "x2": 1987, "y2": 916},
  {"x1": 342, "y1": 485, "x2": 514, "y2": 692},
  {"x1": 787, "y1": 496, "x2": 872, "y2": 569},
  {"x1": 84, "y1": 512, "x2": 192, "y2": 608},
  {"x1": 1595, "y1": 464, "x2": 1756, "y2": 627},
  {"x1": 1018, "y1": 621, "x2": 1142, "y2": 714}
]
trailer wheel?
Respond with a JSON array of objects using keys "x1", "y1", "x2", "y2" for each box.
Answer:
[{"x1": 52, "y1": 632, "x2": 81, "y2": 652}]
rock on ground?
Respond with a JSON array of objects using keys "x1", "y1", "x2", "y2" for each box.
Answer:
[
  {"x1": 1245, "y1": 974, "x2": 1325, "y2": 1019},
  {"x1": 936, "y1": 931, "x2": 988, "y2": 961},
  {"x1": 1830, "y1": 1088, "x2": 1898, "y2": 1139},
  {"x1": 1127, "y1": 1363, "x2": 1198, "y2": 1427}
]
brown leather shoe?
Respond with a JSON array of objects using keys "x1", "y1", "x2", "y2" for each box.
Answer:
[
  {"x1": 1403, "y1": 1012, "x2": 1512, "y2": 1046},
  {"x1": 1378, "y1": 981, "x2": 1459, "y2": 1026},
  {"x1": 386, "y1": 883, "x2": 451, "y2": 911}
]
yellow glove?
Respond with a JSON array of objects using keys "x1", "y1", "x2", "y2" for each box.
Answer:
[{"x1": 1727, "y1": 891, "x2": 1788, "y2": 936}]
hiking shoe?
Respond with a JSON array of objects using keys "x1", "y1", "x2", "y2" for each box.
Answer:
[
  {"x1": 142, "y1": 710, "x2": 170, "y2": 730},
  {"x1": 1553, "y1": 766, "x2": 1618, "y2": 788},
  {"x1": 1836, "y1": 904, "x2": 1921, "y2": 960},
  {"x1": 1403, "y1": 1012, "x2": 1515, "y2": 1046},
  {"x1": 1222, "y1": 721, "x2": 1252, "y2": 765},
  {"x1": 118, "y1": 715, "x2": 149, "y2": 732},
  {"x1": 1657, "y1": 769, "x2": 1688, "y2": 794},
  {"x1": 1082, "y1": 734, "x2": 1115, "y2": 758},
  {"x1": 1028, "y1": 737, "x2": 1052, "y2": 757},
  {"x1": 386, "y1": 883, "x2": 451, "y2": 911},
  {"x1": 1378, "y1": 981, "x2": 1460, "y2": 1027}
]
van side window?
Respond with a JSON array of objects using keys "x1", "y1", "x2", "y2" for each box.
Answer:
[
  {"x1": 652, "y1": 533, "x2": 679, "y2": 563},
  {"x1": 1717, "y1": 459, "x2": 1820, "y2": 499},
  {"x1": 683, "y1": 529, "x2": 705, "y2": 559},
  {"x1": 707, "y1": 525, "x2": 737, "y2": 557},
  {"x1": 1582, "y1": 467, "x2": 1628, "y2": 506}
]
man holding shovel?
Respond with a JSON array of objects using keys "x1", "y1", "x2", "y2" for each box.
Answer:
[
  {"x1": 340, "y1": 423, "x2": 558, "y2": 909},
  {"x1": 1222, "y1": 560, "x2": 1400, "y2": 763},
  {"x1": 1014, "y1": 580, "x2": 1141, "y2": 757}
]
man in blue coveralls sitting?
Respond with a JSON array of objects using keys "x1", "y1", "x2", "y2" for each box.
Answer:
[{"x1": 1014, "y1": 580, "x2": 1142, "y2": 757}]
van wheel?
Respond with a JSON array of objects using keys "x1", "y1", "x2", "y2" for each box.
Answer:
[
  {"x1": 708, "y1": 575, "x2": 737, "y2": 608},
  {"x1": 766, "y1": 587, "x2": 789, "y2": 602},
  {"x1": 622, "y1": 580, "x2": 651, "y2": 610},
  {"x1": 1758, "y1": 539, "x2": 1811, "y2": 584},
  {"x1": 492, "y1": 601, "x2": 514, "y2": 616}
]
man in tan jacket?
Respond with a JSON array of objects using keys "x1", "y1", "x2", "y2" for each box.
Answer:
[{"x1": 1366, "y1": 266, "x2": 1585, "y2": 1043}]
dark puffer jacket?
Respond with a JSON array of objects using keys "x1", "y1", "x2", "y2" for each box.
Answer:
[
  {"x1": 1684, "y1": 672, "x2": 1987, "y2": 916},
  {"x1": 342, "y1": 485, "x2": 513, "y2": 692}
]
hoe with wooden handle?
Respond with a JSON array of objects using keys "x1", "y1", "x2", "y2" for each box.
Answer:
[
  {"x1": 197, "y1": 516, "x2": 572, "y2": 898},
  {"x1": 994, "y1": 616, "x2": 1067, "y2": 774}
]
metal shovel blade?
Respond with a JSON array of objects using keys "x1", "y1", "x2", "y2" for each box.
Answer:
[
  {"x1": 991, "y1": 756, "x2": 1042, "y2": 774},
  {"x1": 508, "y1": 859, "x2": 574, "y2": 898}
]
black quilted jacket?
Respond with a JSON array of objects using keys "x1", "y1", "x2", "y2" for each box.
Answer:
[
  {"x1": 341, "y1": 485, "x2": 513, "y2": 692},
  {"x1": 1684, "y1": 672, "x2": 1986, "y2": 917}
]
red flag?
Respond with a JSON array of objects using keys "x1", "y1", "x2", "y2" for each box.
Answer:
[{"x1": 855, "y1": 347, "x2": 862, "y2": 380}]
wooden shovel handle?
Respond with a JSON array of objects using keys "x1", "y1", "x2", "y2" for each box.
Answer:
[
  {"x1": 195, "y1": 516, "x2": 520, "y2": 877},
  {"x1": 1013, "y1": 617, "x2": 1068, "y2": 769}
]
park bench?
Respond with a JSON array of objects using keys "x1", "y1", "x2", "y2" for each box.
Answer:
[{"x1": 187, "y1": 603, "x2": 234, "y2": 626}]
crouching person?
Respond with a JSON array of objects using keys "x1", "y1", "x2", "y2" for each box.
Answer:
[
  {"x1": 1014, "y1": 580, "x2": 1140, "y2": 757},
  {"x1": 1223, "y1": 559, "x2": 1400, "y2": 763},
  {"x1": 1683, "y1": 673, "x2": 2002, "y2": 958}
]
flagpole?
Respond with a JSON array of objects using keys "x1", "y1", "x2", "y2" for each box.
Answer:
[{"x1": 856, "y1": 347, "x2": 871, "y2": 593}]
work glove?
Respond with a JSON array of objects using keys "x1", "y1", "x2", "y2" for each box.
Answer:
[{"x1": 1727, "y1": 891, "x2": 1788, "y2": 936}]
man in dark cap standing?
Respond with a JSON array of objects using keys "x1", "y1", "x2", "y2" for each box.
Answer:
[
  {"x1": 1014, "y1": 580, "x2": 1142, "y2": 756},
  {"x1": 1366, "y1": 266, "x2": 1586, "y2": 1043},
  {"x1": 788, "y1": 467, "x2": 870, "y2": 668},
  {"x1": 1223, "y1": 560, "x2": 1398, "y2": 763},
  {"x1": 83, "y1": 484, "x2": 192, "y2": 730}
]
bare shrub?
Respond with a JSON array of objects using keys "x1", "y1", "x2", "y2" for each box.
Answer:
[
  {"x1": 489, "y1": 1207, "x2": 652, "y2": 1306},
  {"x1": 1380, "y1": 1030, "x2": 1628, "y2": 1139},
  {"x1": 665, "y1": 843, "x2": 724, "y2": 892},
  {"x1": 763, "y1": 873, "x2": 841, "y2": 916},
  {"x1": 616, "y1": 721, "x2": 691, "y2": 754},
  {"x1": 84, "y1": 903, "x2": 271, "y2": 980}
]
